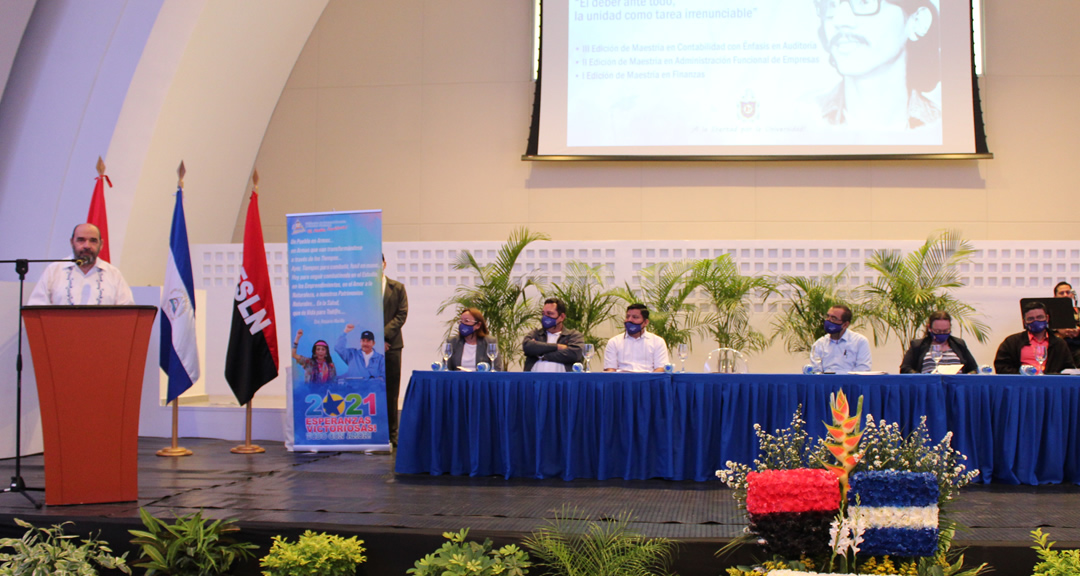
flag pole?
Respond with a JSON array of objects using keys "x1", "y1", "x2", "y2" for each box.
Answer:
[
  {"x1": 157, "y1": 401, "x2": 192, "y2": 457},
  {"x1": 157, "y1": 161, "x2": 193, "y2": 458},
  {"x1": 230, "y1": 400, "x2": 264, "y2": 454},
  {"x1": 231, "y1": 169, "x2": 265, "y2": 455}
]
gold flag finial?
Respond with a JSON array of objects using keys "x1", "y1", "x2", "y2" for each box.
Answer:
[
  {"x1": 177, "y1": 161, "x2": 186, "y2": 188},
  {"x1": 252, "y1": 169, "x2": 259, "y2": 190},
  {"x1": 96, "y1": 156, "x2": 106, "y2": 176}
]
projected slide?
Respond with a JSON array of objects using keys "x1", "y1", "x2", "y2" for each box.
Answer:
[{"x1": 537, "y1": 0, "x2": 976, "y2": 157}]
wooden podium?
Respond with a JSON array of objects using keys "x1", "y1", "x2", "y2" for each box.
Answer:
[{"x1": 22, "y1": 305, "x2": 157, "y2": 506}]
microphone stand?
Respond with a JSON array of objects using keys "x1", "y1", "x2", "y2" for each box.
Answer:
[{"x1": 1, "y1": 257, "x2": 78, "y2": 508}]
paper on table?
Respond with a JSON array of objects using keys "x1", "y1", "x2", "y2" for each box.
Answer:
[
  {"x1": 934, "y1": 364, "x2": 963, "y2": 375},
  {"x1": 848, "y1": 371, "x2": 888, "y2": 375}
]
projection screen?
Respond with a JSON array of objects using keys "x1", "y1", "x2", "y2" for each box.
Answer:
[{"x1": 527, "y1": 0, "x2": 991, "y2": 160}]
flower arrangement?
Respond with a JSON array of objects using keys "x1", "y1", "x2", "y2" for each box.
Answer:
[
  {"x1": 823, "y1": 391, "x2": 863, "y2": 498},
  {"x1": 747, "y1": 469, "x2": 840, "y2": 558},
  {"x1": 847, "y1": 471, "x2": 939, "y2": 558},
  {"x1": 718, "y1": 389, "x2": 987, "y2": 576}
]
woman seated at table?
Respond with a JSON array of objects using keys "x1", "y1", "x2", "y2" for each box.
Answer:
[
  {"x1": 447, "y1": 307, "x2": 502, "y2": 371},
  {"x1": 899, "y1": 311, "x2": 979, "y2": 374}
]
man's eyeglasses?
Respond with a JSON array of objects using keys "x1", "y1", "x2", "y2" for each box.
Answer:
[
  {"x1": 824, "y1": 314, "x2": 845, "y2": 324},
  {"x1": 819, "y1": 0, "x2": 883, "y2": 18}
]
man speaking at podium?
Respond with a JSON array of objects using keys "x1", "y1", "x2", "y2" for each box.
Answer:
[{"x1": 27, "y1": 223, "x2": 134, "y2": 306}]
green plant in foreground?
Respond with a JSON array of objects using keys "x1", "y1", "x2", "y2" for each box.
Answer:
[
  {"x1": 524, "y1": 509, "x2": 677, "y2": 576},
  {"x1": 0, "y1": 518, "x2": 130, "y2": 576},
  {"x1": 408, "y1": 528, "x2": 530, "y2": 576},
  {"x1": 128, "y1": 508, "x2": 258, "y2": 576},
  {"x1": 1031, "y1": 528, "x2": 1080, "y2": 576},
  {"x1": 260, "y1": 530, "x2": 366, "y2": 576}
]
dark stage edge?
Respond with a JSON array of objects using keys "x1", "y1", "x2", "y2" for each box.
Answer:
[{"x1": 1, "y1": 438, "x2": 1077, "y2": 576}]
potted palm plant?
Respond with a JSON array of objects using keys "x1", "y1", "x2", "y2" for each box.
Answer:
[
  {"x1": 437, "y1": 227, "x2": 549, "y2": 370},
  {"x1": 544, "y1": 261, "x2": 620, "y2": 356},
  {"x1": 862, "y1": 229, "x2": 990, "y2": 353},
  {"x1": 693, "y1": 255, "x2": 776, "y2": 355},
  {"x1": 770, "y1": 270, "x2": 869, "y2": 354},
  {"x1": 611, "y1": 259, "x2": 703, "y2": 353}
]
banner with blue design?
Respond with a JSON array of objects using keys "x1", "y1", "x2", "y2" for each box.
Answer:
[{"x1": 286, "y1": 210, "x2": 388, "y2": 450}]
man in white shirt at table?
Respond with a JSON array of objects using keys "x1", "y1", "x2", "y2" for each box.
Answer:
[
  {"x1": 27, "y1": 223, "x2": 134, "y2": 306},
  {"x1": 604, "y1": 303, "x2": 669, "y2": 373},
  {"x1": 809, "y1": 304, "x2": 872, "y2": 374}
]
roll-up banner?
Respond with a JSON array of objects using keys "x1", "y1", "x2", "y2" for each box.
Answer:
[{"x1": 286, "y1": 210, "x2": 389, "y2": 451}]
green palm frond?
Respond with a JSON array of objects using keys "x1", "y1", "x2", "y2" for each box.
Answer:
[
  {"x1": 693, "y1": 256, "x2": 776, "y2": 354},
  {"x1": 610, "y1": 259, "x2": 703, "y2": 352},
  {"x1": 544, "y1": 261, "x2": 620, "y2": 352},
  {"x1": 770, "y1": 270, "x2": 869, "y2": 354},
  {"x1": 524, "y1": 507, "x2": 677, "y2": 576},
  {"x1": 437, "y1": 227, "x2": 550, "y2": 369},
  {"x1": 862, "y1": 229, "x2": 990, "y2": 352}
]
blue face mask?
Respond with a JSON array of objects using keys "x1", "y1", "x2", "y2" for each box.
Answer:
[
  {"x1": 932, "y1": 332, "x2": 950, "y2": 344},
  {"x1": 459, "y1": 323, "x2": 476, "y2": 337},
  {"x1": 625, "y1": 321, "x2": 644, "y2": 335},
  {"x1": 541, "y1": 315, "x2": 559, "y2": 330},
  {"x1": 823, "y1": 319, "x2": 844, "y2": 335},
  {"x1": 1027, "y1": 320, "x2": 1049, "y2": 334}
]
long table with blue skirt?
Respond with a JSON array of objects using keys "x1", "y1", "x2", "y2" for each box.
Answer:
[{"x1": 394, "y1": 371, "x2": 1080, "y2": 485}]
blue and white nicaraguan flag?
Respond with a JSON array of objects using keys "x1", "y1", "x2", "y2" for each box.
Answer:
[
  {"x1": 160, "y1": 187, "x2": 200, "y2": 404},
  {"x1": 847, "y1": 470, "x2": 940, "y2": 557}
]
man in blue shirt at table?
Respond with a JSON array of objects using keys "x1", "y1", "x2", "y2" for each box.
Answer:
[{"x1": 809, "y1": 305, "x2": 872, "y2": 374}]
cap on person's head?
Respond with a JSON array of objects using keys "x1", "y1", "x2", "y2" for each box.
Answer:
[{"x1": 361, "y1": 330, "x2": 375, "y2": 341}]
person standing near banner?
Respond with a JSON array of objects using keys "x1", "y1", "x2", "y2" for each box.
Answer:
[
  {"x1": 28, "y1": 223, "x2": 134, "y2": 306},
  {"x1": 382, "y1": 255, "x2": 408, "y2": 448}
]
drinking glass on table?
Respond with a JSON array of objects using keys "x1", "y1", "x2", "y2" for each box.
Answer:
[
  {"x1": 930, "y1": 344, "x2": 944, "y2": 374},
  {"x1": 1035, "y1": 346, "x2": 1047, "y2": 375},
  {"x1": 583, "y1": 343, "x2": 595, "y2": 372},
  {"x1": 442, "y1": 341, "x2": 453, "y2": 371},
  {"x1": 809, "y1": 347, "x2": 824, "y2": 374},
  {"x1": 487, "y1": 342, "x2": 499, "y2": 372},
  {"x1": 677, "y1": 343, "x2": 689, "y2": 373}
]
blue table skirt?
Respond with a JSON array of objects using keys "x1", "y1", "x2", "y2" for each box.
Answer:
[{"x1": 396, "y1": 371, "x2": 1080, "y2": 484}]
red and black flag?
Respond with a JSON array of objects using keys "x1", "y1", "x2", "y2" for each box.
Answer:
[{"x1": 225, "y1": 188, "x2": 279, "y2": 405}]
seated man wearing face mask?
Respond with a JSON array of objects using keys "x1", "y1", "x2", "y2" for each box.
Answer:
[
  {"x1": 994, "y1": 301, "x2": 1076, "y2": 374},
  {"x1": 604, "y1": 303, "x2": 669, "y2": 373},
  {"x1": 522, "y1": 297, "x2": 585, "y2": 372},
  {"x1": 808, "y1": 304, "x2": 872, "y2": 374}
]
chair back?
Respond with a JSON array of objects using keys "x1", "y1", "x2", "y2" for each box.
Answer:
[{"x1": 704, "y1": 348, "x2": 748, "y2": 374}]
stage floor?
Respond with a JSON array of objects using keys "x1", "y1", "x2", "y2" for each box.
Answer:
[{"x1": 1, "y1": 438, "x2": 1078, "y2": 573}]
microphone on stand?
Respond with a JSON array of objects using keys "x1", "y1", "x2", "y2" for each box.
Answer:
[{"x1": 73, "y1": 257, "x2": 87, "y2": 267}]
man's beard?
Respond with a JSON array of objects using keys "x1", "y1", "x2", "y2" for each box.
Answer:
[{"x1": 75, "y1": 249, "x2": 97, "y2": 266}]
